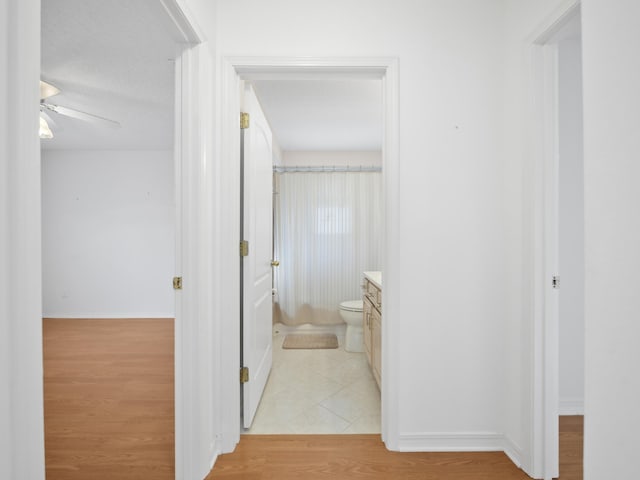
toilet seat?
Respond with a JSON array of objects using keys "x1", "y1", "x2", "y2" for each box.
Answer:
[{"x1": 339, "y1": 300, "x2": 363, "y2": 312}]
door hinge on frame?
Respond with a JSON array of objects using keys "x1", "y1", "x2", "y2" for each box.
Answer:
[
  {"x1": 552, "y1": 275, "x2": 560, "y2": 289},
  {"x1": 173, "y1": 276, "x2": 183, "y2": 290},
  {"x1": 240, "y1": 240, "x2": 249, "y2": 257},
  {"x1": 240, "y1": 112, "x2": 250, "y2": 129},
  {"x1": 240, "y1": 366, "x2": 249, "y2": 384}
]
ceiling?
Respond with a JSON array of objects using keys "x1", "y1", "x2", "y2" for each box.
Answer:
[
  {"x1": 251, "y1": 79, "x2": 383, "y2": 151},
  {"x1": 41, "y1": 0, "x2": 179, "y2": 150},
  {"x1": 41, "y1": 1, "x2": 383, "y2": 152}
]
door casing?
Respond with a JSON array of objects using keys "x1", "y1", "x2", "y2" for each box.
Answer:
[
  {"x1": 216, "y1": 57, "x2": 400, "y2": 453},
  {"x1": 525, "y1": 1, "x2": 581, "y2": 478}
]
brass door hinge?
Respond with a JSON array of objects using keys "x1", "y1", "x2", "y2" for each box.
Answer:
[
  {"x1": 240, "y1": 112, "x2": 250, "y2": 129},
  {"x1": 240, "y1": 240, "x2": 249, "y2": 257},
  {"x1": 240, "y1": 366, "x2": 249, "y2": 384},
  {"x1": 173, "y1": 276, "x2": 182, "y2": 290}
]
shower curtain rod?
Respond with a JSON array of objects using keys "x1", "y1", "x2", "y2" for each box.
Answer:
[{"x1": 273, "y1": 165, "x2": 382, "y2": 173}]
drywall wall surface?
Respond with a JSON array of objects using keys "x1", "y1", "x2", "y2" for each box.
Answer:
[
  {"x1": 558, "y1": 36, "x2": 585, "y2": 414},
  {"x1": 41, "y1": 150, "x2": 175, "y2": 318},
  {"x1": 282, "y1": 151, "x2": 382, "y2": 168},
  {"x1": 216, "y1": 0, "x2": 508, "y2": 441},
  {"x1": 582, "y1": 0, "x2": 640, "y2": 478},
  {"x1": 272, "y1": 138, "x2": 284, "y2": 166}
]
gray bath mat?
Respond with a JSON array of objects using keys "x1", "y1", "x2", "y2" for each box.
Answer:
[{"x1": 282, "y1": 333, "x2": 339, "y2": 350}]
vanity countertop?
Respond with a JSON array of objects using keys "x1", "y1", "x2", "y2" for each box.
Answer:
[{"x1": 364, "y1": 271, "x2": 382, "y2": 289}]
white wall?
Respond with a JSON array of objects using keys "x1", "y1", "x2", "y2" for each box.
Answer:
[
  {"x1": 272, "y1": 137, "x2": 284, "y2": 166},
  {"x1": 558, "y1": 36, "x2": 585, "y2": 414},
  {"x1": 282, "y1": 150, "x2": 382, "y2": 167},
  {"x1": 41, "y1": 150, "x2": 175, "y2": 318},
  {"x1": 582, "y1": 1, "x2": 640, "y2": 478},
  {"x1": 214, "y1": 0, "x2": 509, "y2": 451}
]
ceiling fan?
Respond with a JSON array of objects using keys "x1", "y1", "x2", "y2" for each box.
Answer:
[{"x1": 39, "y1": 80, "x2": 121, "y2": 139}]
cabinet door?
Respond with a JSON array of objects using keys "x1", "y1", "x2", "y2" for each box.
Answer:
[
  {"x1": 363, "y1": 297, "x2": 372, "y2": 365},
  {"x1": 372, "y1": 308, "x2": 382, "y2": 389}
]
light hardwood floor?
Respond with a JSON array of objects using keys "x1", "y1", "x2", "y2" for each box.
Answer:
[
  {"x1": 43, "y1": 319, "x2": 583, "y2": 479},
  {"x1": 43, "y1": 318, "x2": 174, "y2": 480},
  {"x1": 207, "y1": 417, "x2": 583, "y2": 479}
]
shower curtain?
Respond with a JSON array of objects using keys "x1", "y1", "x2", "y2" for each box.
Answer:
[{"x1": 274, "y1": 170, "x2": 382, "y2": 326}]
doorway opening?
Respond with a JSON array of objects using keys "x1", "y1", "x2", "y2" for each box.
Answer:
[
  {"x1": 39, "y1": 1, "x2": 201, "y2": 479},
  {"x1": 217, "y1": 58, "x2": 400, "y2": 453},
  {"x1": 530, "y1": 4, "x2": 584, "y2": 478},
  {"x1": 241, "y1": 78, "x2": 384, "y2": 433}
]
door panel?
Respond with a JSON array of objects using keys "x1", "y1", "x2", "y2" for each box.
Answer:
[{"x1": 242, "y1": 85, "x2": 273, "y2": 428}]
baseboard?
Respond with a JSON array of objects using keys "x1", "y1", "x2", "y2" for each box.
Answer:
[
  {"x1": 559, "y1": 397, "x2": 584, "y2": 415},
  {"x1": 42, "y1": 313, "x2": 175, "y2": 319},
  {"x1": 208, "y1": 450, "x2": 219, "y2": 471},
  {"x1": 397, "y1": 431, "x2": 506, "y2": 452},
  {"x1": 397, "y1": 431, "x2": 523, "y2": 468},
  {"x1": 502, "y1": 435, "x2": 523, "y2": 468}
]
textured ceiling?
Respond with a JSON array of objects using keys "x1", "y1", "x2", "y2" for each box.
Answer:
[
  {"x1": 41, "y1": 0, "x2": 179, "y2": 150},
  {"x1": 251, "y1": 79, "x2": 383, "y2": 151},
  {"x1": 41, "y1": 1, "x2": 383, "y2": 152}
]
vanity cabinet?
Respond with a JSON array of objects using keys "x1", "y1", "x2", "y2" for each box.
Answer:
[{"x1": 363, "y1": 276, "x2": 382, "y2": 390}]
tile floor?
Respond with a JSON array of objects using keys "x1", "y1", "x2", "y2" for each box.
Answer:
[{"x1": 244, "y1": 329, "x2": 381, "y2": 434}]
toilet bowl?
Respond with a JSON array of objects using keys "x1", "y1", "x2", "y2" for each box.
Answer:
[{"x1": 339, "y1": 300, "x2": 364, "y2": 353}]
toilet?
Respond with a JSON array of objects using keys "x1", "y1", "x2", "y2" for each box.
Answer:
[{"x1": 339, "y1": 300, "x2": 364, "y2": 353}]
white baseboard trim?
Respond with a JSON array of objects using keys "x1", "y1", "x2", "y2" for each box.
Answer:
[
  {"x1": 42, "y1": 313, "x2": 175, "y2": 319},
  {"x1": 397, "y1": 432, "x2": 522, "y2": 468},
  {"x1": 398, "y1": 431, "x2": 504, "y2": 452},
  {"x1": 559, "y1": 397, "x2": 584, "y2": 415},
  {"x1": 503, "y1": 435, "x2": 523, "y2": 468},
  {"x1": 209, "y1": 451, "x2": 218, "y2": 471}
]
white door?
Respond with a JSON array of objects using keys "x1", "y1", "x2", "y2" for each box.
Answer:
[{"x1": 241, "y1": 85, "x2": 273, "y2": 428}]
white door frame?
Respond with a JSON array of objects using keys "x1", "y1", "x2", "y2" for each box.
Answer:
[
  {"x1": 525, "y1": 1, "x2": 581, "y2": 478},
  {"x1": 172, "y1": 41, "x2": 209, "y2": 480},
  {"x1": 216, "y1": 57, "x2": 400, "y2": 453},
  {"x1": 155, "y1": 2, "x2": 219, "y2": 479},
  {"x1": 2, "y1": 1, "x2": 44, "y2": 478}
]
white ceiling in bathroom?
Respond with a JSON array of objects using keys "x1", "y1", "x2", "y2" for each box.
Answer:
[
  {"x1": 251, "y1": 79, "x2": 383, "y2": 151},
  {"x1": 41, "y1": 1, "x2": 383, "y2": 152}
]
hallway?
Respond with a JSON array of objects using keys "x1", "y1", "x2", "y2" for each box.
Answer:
[{"x1": 209, "y1": 417, "x2": 583, "y2": 479}]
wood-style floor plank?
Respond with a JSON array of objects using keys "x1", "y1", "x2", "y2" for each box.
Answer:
[
  {"x1": 559, "y1": 415, "x2": 584, "y2": 480},
  {"x1": 44, "y1": 318, "x2": 583, "y2": 480},
  {"x1": 206, "y1": 417, "x2": 583, "y2": 479},
  {"x1": 43, "y1": 318, "x2": 174, "y2": 480}
]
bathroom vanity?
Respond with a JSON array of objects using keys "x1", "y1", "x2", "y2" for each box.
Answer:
[{"x1": 363, "y1": 271, "x2": 382, "y2": 390}]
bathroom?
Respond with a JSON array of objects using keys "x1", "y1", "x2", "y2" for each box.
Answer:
[{"x1": 243, "y1": 78, "x2": 384, "y2": 434}]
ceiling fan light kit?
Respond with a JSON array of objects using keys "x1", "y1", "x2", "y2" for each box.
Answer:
[
  {"x1": 38, "y1": 80, "x2": 121, "y2": 139},
  {"x1": 39, "y1": 116, "x2": 53, "y2": 139},
  {"x1": 40, "y1": 80, "x2": 60, "y2": 100}
]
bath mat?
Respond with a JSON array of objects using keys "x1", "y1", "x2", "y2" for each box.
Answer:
[{"x1": 282, "y1": 334, "x2": 339, "y2": 350}]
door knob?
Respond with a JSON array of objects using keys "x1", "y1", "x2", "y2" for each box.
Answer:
[{"x1": 271, "y1": 260, "x2": 280, "y2": 267}]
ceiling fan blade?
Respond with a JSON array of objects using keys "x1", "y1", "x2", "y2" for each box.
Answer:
[
  {"x1": 42, "y1": 103, "x2": 121, "y2": 129},
  {"x1": 40, "y1": 80, "x2": 60, "y2": 100}
]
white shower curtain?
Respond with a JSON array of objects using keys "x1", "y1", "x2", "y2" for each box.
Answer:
[{"x1": 274, "y1": 171, "x2": 382, "y2": 326}]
